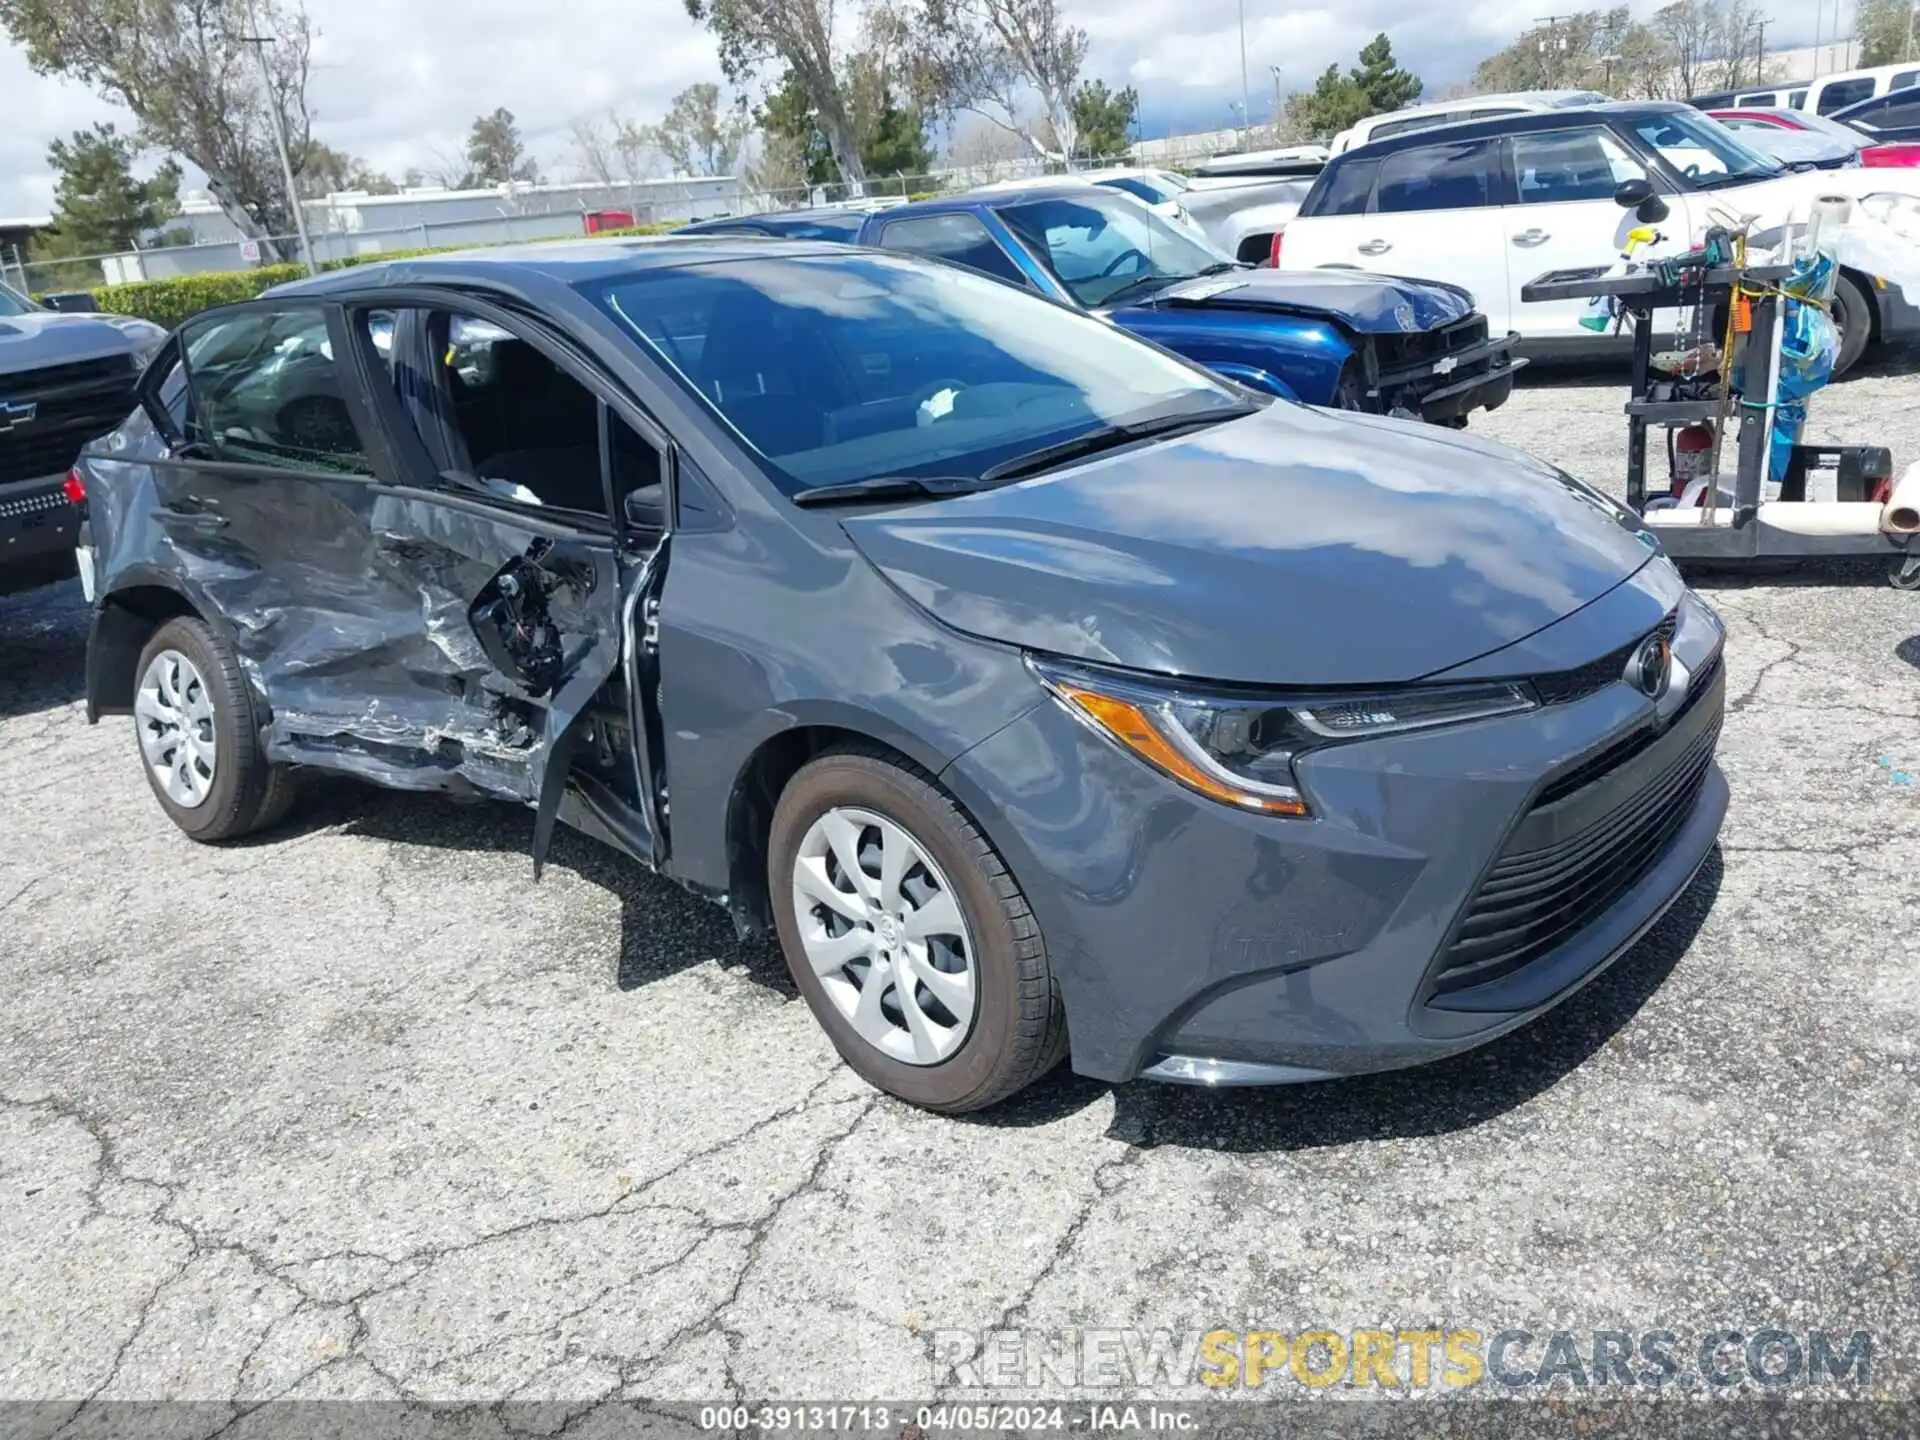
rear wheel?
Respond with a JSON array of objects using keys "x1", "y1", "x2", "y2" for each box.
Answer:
[
  {"x1": 1831, "y1": 272, "x2": 1872, "y2": 378},
  {"x1": 133, "y1": 617, "x2": 297, "y2": 842},
  {"x1": 769, "y1": 746, "x2": 1066, "y2": 1113}
]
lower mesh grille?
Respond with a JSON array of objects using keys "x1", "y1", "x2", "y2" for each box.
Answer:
[{"x1": 1431, "y1": 716, "x2": 1720, "y2": 997}]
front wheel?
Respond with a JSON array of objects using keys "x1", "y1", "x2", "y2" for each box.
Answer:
[
  {"x1": 768, "y1": 747, "x2": 1066, "y2": 1113},
  {"x1": 133, "y1": 616, "x2": 297, "y2": 842}
]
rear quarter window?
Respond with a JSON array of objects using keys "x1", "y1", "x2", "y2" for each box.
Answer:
[
  {"x1": 1374, "y1": 140, "x2": 1499, "y2": 213},
  {"x1": 1303, "y1": 158, "x2": 1379, "y2": 216}
]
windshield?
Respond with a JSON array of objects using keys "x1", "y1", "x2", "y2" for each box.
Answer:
[
  {"x1": 1631, "y1": 110, "x2": 1786, "y2": 187},
  {"x1": 0, "y1": 283, "x2": 37, "y2": 317},
  {"x1": 579, "y1": 252, "x2": 1247, "y2": 497},
  {"x1": 997, "y1": 191, "x2": 1233, "y2": 308}
]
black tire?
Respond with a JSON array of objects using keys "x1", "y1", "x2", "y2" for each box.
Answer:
[
  {"x1": 134, "y1": 616, "x2": 298, "y2": 843},
  {"x1": 768, "y1": 745, "x2": 1067, "y2": 1113},
  {"x1": 1831, "y1": 272, "x2": 1872, "y2": 379}
]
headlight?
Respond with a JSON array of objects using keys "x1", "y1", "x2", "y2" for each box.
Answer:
[
  {"x1": 1859, "y1": 192, "x2": 1920, "y2": 243},
  {"x1": 1030, "y1": 658, "x2": 1537, "y2": 819}
]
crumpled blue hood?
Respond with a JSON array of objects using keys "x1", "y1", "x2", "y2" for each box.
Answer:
[{"x1": 1133, "y1": 266, "x2": 1477, "y2": 334}]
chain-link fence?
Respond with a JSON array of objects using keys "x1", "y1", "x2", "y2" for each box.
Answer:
[{"x1": 0, "y1": 151, "x2": 1149, "y2": 299}]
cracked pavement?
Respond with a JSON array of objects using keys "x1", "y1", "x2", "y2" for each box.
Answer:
[{"x1": 2, "y1": 365, "x2": 1918, "y2": 1429}]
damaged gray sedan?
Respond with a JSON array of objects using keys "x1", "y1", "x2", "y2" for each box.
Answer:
[{"x1": 73, "y1": 238, "x2": 1725, "y2": 1113}]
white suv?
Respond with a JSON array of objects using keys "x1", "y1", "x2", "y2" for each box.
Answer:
[{"x1": 1281, "y1": 101, "x2": 1920, "y2": 375}]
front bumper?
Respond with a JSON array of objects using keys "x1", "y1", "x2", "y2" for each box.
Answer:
[
  {"x1": 943, "y1": 575, "x2": 1727, "y2": 1086},
  {"x1": 1872, "y1": 274, "x2": 1920, "y2": 342},
  {"x1": 0, "y1": 473, "x2": 81, "y2": 597},
  {"x1": 1371, "y1": 330, "x2": 1525, "y2": 424}
]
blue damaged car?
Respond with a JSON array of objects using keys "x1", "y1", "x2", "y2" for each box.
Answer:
[{"x1": 682, "y1": 186, "x2": 1524, "y2": 424}]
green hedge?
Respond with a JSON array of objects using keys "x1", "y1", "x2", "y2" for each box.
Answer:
[{"x1": 91, "y1": 223, "x2": 683, "y2": 329}]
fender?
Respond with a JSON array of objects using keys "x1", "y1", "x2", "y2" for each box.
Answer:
[
  {"x1": 1200, "y1": 362, "x2": 1302, "y2": 402},
  {"x1": 85, "y1": 565, "x2": 237, "y2": 723}
]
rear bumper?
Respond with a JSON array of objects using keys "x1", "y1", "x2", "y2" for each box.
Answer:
[{"x1": 0, "y1": 473, "x2": 80, "y2": 597}]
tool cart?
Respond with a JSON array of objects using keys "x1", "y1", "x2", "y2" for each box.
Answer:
[{"x1": 1521, "y1": 224, "x2": 1920, "y2": 589}]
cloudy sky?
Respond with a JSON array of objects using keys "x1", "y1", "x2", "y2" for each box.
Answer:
[{"x1": 0, "y1": 0, "x2": 1842, "y2": 219}]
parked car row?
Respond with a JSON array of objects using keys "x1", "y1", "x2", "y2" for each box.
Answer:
[
  {"x1": 1278, "y1": 100, "x2": 1920, "y2": 376},
  {"x1": 66, "y1": 229, "x2": 1729, "y2": 1113},
  {"x1": 684, "y1": 188, "x2": 1522, "y2": 425}
]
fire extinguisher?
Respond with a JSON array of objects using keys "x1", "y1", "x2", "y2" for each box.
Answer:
[{"x1": 1669, "y1": 423, "x2": 1715, "y2": 497}]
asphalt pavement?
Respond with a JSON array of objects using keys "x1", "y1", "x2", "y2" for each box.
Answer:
[{"x1": 2, "y1": 366, "x2": 1918, "y2": 1432}]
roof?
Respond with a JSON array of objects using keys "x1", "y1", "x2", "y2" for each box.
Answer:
[
  {"x1": 1334, "y1": 101, "x2": 1689, "y2": 161},
  {"x1": 269, "y1": 233, "x2": 855, "y2": 296},
  {"x1": 928, "y1": 183, "x2": 1120, "y2": 210}
]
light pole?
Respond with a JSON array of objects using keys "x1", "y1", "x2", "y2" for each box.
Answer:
[
  {"x1": 235, "y1": 22, "x2": 315, "y2": 275},
  {"x1": 1270, "y1": 64, "x2": 1283, "y2": 135},
  {"x1": 1238, "y1": 0, "x2": 1251, "y2": 151}
]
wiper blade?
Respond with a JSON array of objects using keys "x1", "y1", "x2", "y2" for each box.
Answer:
[
  {"x1": 1195, "y1": 261, "x2": 1245, "y2": 276},
  {"x1": 1101, "y1": 273, "x2": 1181, "y2": 306},
  {"x1": 791, "y1": 474, "x2": 985, "y2": 508},
  {"x1": 980, "y1": 407, "x2": 1254, "y2": 484}
]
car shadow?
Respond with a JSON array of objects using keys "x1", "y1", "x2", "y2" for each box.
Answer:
[
  {"x1": 260, "y1": 776, "x2": 798, "y2": 1002},
  {"x1": 0, "y1": 580, "x2": 89, "y2": 720},
  {"x1": 971, "y1": 848, "x2": 1724, "y2": 1153}
]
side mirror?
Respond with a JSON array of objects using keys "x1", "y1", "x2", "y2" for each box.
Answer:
[
  {"x1": 623, "y1": 482, "x2": 666, "y2": 533},
  {"x1": 1613, "y1": 177, "x2": 1670, "y2": 224},
  {"x1": 1613, "y1": 177, "x2": 1654, "y2": 209}
]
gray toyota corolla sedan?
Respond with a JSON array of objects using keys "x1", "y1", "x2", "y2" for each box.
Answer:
[{"x1": 71, "y1": 238, "x2": 1726, "y2": 1112}]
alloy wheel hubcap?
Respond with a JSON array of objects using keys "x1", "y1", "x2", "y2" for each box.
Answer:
[
  {"x1": 135, "y1": 649, "x2": 217, "y2": 809},
  {"x1": 791, "y1": 806, "x2": 977, "y2": 1066}
]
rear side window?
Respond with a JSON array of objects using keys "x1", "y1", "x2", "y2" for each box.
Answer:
[
  {"x1": 1895, "y1": 70, "x2": 1920, "y2": 91},
  {"x1": 1510, "y1": 128, "x2": 1646, "y2": 204},
  {"x1": 1307, "y1": 159, "x2": 1379, "y2": 216},
  {"x1": 874, "y1": 213, "x2": 1030, "y2": 287},
  {"x1": 179, "y1": 306, "x2": 370, "y2": 474},
  {"x1": 1374, "y1": 140, "x2": 1499, "y2": 213},
  {"x1": 1818, "y1": 78, "x2": 1876, "y2": 113}
]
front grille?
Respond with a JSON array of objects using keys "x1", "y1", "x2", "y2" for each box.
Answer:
[
  {"x1": 1375, "y1": 314, "x2": 1496, "y2": 380},
  {"x1": 1534, "y1": 613, "x2": 1679, "y2": 707},
  {"x1": 0, "y1": 355, "x2": 138, "y2": 486},
  {"x1": 1430, "y1": 715, "x2": 1720, "y2": 997}
]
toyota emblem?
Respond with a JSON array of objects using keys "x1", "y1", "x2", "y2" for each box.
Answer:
[{"x1": 1627, "y1": 634, "x2": 1673, "y2": 700}]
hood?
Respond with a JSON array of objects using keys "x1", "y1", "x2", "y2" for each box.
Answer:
[
  {"x1": 1132, "y1": 267, "x2": 1475, "y2": 334},
  {"x1": 841, "y1": 405, "x2": 1659, "y2": 687},
  {"x1": 0, "y1": 309, "x2": 160, "y2": 378}
]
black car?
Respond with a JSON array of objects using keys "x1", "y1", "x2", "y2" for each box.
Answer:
[{"x1": 1, "y1": 283, "x2": 167, "y2": 595}]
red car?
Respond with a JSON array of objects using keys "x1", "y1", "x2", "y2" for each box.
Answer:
[{"x1": 1707, "y1": 107, "x2": 1920, "y2": 167}]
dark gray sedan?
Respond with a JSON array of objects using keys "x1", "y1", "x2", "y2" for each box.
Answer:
[{"x1": 71, "y1": 237, "x2": 1726, "y2": 1111}]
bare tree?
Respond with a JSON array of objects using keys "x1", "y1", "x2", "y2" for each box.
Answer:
[
  {"x1": 0, "y1": 0, "x2": 317, "y2": 259},
  {"x1": 913, "y1": 0, "x2": 1087, "y2": 166},
  {"x1": 643, "y1": 83, "x2": 751, "y2": 175},
  {"x1": 684, "y1": 0, "x2": 869, "y2": 186}
]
